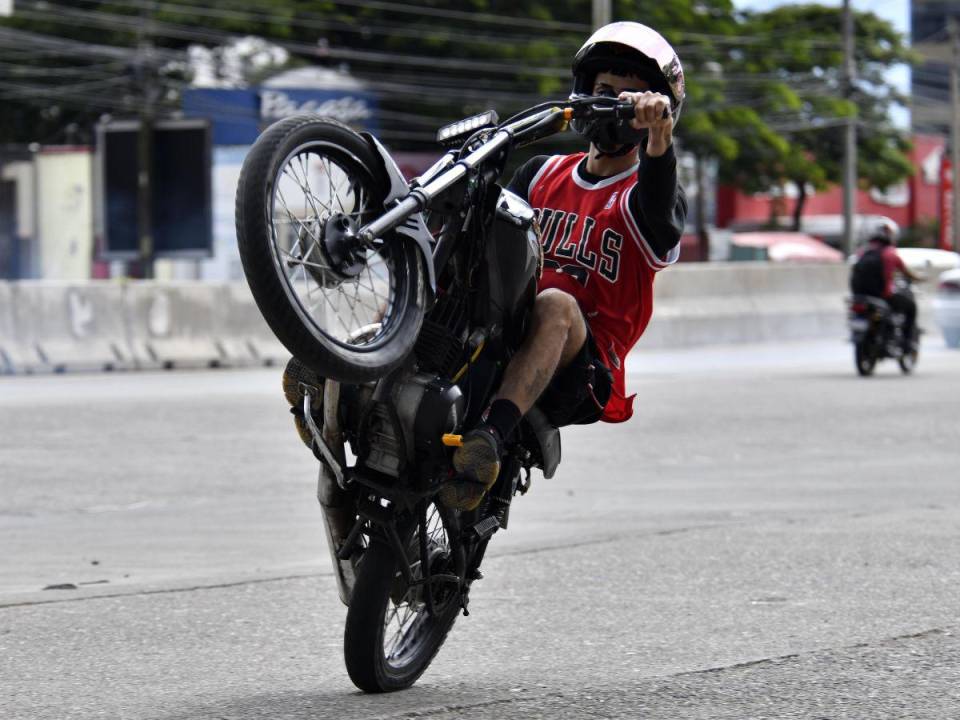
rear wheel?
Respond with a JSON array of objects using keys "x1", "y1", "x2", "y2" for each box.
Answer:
[
  {"x1": 855, "y1": 342, "x2": 876, "y2": 376},
  {"x1": 236, "y1": 115, "x2": 425, "y2": 383},
  {"x1": 344, "y1": 503, "x2": 460, "y2": 692}
]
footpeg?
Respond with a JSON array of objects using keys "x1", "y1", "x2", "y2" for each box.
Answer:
[{"x1": 469, "y1": 515, "x2": 501, "y2": 540}]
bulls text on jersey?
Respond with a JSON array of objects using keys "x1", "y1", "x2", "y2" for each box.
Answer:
[{"x1": 535, "y1": 207, "x2": 623, "y2": 285}]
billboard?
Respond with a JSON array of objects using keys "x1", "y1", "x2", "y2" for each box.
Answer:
[
  {"x1": 182, "y1": 86, "x2": 377, "y2": 146},
  {"x1": 97, "y1": 119, "x2": 213, "y2": 260}
]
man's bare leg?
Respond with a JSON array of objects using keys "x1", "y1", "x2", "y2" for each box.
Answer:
[
  {"x1": 441, "y1": 289, "x2": 587, "y2": 510},
  {"x1": 496, "y1": 288, "x2": 588, "y2": 414}
]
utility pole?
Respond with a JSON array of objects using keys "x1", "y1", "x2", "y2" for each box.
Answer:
[
  {"x1": 135, "y1": 2, "x2": 156, "y2": 279},
  {"x1": 950, "y1": 16, "x2": 960, "y2": 252},
  {"x1": 592, "y1": 0, "x2": 611, "y2": 31},
  {"x1": 841, "y1": 0, "x2": 857, "y2": 256}
]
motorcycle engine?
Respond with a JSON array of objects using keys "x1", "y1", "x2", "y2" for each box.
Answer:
[
  {"x1": 356, "y1": 371, "x2": 465, "y2": 479},
  {"x1": 394, "y1": 372, "x2": 465, "y2": 469}
]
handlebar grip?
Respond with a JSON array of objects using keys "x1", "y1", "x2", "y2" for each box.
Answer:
[
  {"x1": 615, "y1": 100, "x2": 672, "y2": 121},
  {"x1": 615, "y1": 101, "x2": 636, "y2": 119}
]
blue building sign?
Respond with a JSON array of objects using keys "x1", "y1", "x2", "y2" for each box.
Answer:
[{"x1": 183, "y1": 86, "x2": 378, "y2": 146}]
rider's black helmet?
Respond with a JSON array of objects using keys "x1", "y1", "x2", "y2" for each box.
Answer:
[{"x1": 570, "y1": 22, "x2": 685, "y2": 150}]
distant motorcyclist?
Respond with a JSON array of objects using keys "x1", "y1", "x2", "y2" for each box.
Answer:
[{"x1": 849, "y1": 219, "x2": 922, "y2": 350}]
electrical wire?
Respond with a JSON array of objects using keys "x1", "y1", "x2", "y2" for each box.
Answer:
[
  {"x1": 222, "y1": 0, "x2": 591, "y2": 32},
  {"x1": 66, "y1": 0, "x2": 585, "y2": 52},
  {"x1": 10, "y1": 3, "x2": 572, "y2": 78}
]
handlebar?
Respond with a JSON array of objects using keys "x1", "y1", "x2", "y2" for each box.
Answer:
[{"x1": 358, "y1": 96, "x2": 670, "y2": 243}]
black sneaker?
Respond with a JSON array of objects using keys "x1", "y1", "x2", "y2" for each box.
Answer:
[
  {"x1": 282, "y1": 357, "x2": 323, "y2": 449},
  {"x1": 439, "y1": 427, "x2": 502, "y2": 511}
]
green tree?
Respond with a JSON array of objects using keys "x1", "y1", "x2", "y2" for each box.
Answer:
[{"x1": 732, "y1": 4, "x2": 916, "y2": 230}]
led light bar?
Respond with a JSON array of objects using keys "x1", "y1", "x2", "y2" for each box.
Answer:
[{"x1": 436, "y1": 110, "x2": 500, "y2": 145}]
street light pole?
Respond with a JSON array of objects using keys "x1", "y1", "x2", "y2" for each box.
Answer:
[
  {"x1": 950, "y1": 16, "x2": 960, "y2": 252},
  {"x1": 842, "y1": 0, "x2": 857, "y2": 256},
  {"x1": 136, "y1": 2, "x2": 156, "y2": 279},
  {"x1": 592, "y1": 0, "x2": 611, "y2": 31}
]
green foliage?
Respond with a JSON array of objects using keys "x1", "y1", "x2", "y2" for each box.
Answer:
[
  {"x1": 0, "y1": 0, "x2": 915, "y2": 210},
  {"x1": 709, "y1": 4, "x2": 916, "y2": 225}
]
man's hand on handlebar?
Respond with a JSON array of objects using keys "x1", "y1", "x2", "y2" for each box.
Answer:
[{"x1": 618, "y1": 91, "x2": 674, "y2": 158}]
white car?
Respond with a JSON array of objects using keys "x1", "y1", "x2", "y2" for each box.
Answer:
[
  {"x1": 932, "y1": 268, "x2": 960, "y2": 348},
  {"x1": 895, "y1": 247, "x2": 960, "y2": 276}
]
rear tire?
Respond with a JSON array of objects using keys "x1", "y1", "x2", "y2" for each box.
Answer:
[
  {"x1": 855, "y1": 342, "x2": 876, "y2": 376},
  {"x1": 344, "y1": 506, "x2": 460, "y2": 692},
  {"x1": 235, "y1": 115, "x2": 425, "y2": 383}
]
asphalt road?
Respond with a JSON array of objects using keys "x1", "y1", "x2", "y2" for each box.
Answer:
[{"x1": 2, "y1": 338, "x2": 959, "y2": 719}]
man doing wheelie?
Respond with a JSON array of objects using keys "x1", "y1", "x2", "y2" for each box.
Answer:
[{"x1": 441, "y1": 21, "x2": 689, "y2": 510}]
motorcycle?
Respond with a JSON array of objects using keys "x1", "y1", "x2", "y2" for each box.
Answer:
[
  {"x1": 847, "y1": 279, "x2": 920, "y2": 376},
  {"x1": 234, "y1": 97, "x2": 640, "y2": 692}
]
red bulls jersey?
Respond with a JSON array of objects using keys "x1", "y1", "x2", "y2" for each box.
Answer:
[{"x1": 526, "y1": 153, "x2": 679, "y2": 422}]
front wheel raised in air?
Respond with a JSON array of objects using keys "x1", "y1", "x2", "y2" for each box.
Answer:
[
  {"x1": 344, "y1": 504, "x2": 460, "y2": 692},
  {"x1": 235, "y1": 115, "x2": 426, "y2": 383}
]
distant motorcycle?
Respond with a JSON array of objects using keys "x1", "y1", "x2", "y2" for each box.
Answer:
[
  {"x1": 234, "y1": 97, "x2": 644, "y2": 692},
  {"x1": 847, "y1": 279, "x2": 919, "y2": 376}
]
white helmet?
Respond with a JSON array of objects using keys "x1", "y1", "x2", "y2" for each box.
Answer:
[
  {"x1": 570, "y1": 22, "x2": 685, "y2": 147},
  {"x1": 865, "y1": 217, "x2": 900, "y2": 246}
]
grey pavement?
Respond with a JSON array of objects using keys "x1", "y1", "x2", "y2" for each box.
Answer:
[{"x1": 2, "y1": 338, "x2": 959, "y2": 718}]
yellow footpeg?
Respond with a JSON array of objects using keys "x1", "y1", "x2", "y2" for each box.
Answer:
[{"x1": 441, "y1": 434, "x2": 463, "y2": 447}]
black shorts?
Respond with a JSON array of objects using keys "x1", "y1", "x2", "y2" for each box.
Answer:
[{"x1": 536, "y1": 327, "x2": 613, "y2": 428}]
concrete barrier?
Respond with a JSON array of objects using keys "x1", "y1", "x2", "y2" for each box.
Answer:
[
  {"x1": 122, "y1": 282, "x2": 225, "y2": 369},
  {"x1": 641, "y1": 262, "x2": 937, "y2": 349},
  {"x1": 640, "y1": 263, "x2": 851, "y2": 349},
  {"x1": 0, "y1": 282, "x2": 25, "y2": 373},
  {"x1": 4, "y1": 281, "x2": 130, "y2": 372},
  {"x1": 217, "y1": 283, "x2": 290, "y2": 367},
  {"x1": 0, "y1": 264, "x2": 938, "y2": 376}
]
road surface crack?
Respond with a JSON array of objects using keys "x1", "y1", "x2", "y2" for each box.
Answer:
[{"x1": 669, "y1": 626, "x2": 952, "y2": 678}]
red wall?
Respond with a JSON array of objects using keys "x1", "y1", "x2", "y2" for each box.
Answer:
[{"x1": 716, "y1": 134, "x2": 946, "y2": 231}]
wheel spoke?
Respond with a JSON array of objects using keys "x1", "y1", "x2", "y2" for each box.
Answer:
[
  {"x1": 284, "y1": 157, "x2": 331, "y2": 219},
  {"x1": 320, "y1": 156, "x2": 349, "y2": 215},
  {"x1": 279, "y1": 248, "x2": 330, "y2": 272}
]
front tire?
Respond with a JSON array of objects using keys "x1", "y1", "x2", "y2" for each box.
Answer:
[
  {"x1": 855, "y1": 342, "x2": 876, "y2": 376},
  {"x1": 899, "y1": 334, "x2": 919, "y2": 374},
  {"x1": 344, "y1": 505, "x2": 460, "y2": 692},
  {"x1": 235, "y1": 115, "x2": 426, "y2": 383}
]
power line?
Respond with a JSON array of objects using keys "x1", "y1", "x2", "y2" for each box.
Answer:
[
  {"x1": 10, "y1": 4, "x2": 572, "y2": 78},
  {"x1": 224, "y1": 0, "x2": 591, "y2": 32},
  {"x1": 71, "y1": 0, "x2": 584, "y2": 51},
  {"x1": 0, "y1": 59, "x2": 124, "y2": 77}
]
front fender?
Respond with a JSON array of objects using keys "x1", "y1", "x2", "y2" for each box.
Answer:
[{"x1": 360, "y1": 132, "x2": 437, "y2": 297}]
